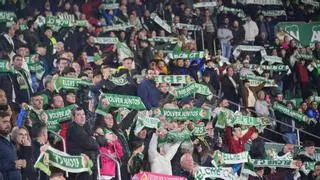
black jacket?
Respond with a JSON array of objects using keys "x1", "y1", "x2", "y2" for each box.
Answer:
[
  {"x1": 0, "y1": 72, "x2": 16, "y2": 103},
  {"x1": 249, "y1": 137, "x2": 266, "y2": 159},
  {"x1": 221, "y1": 75, "x2": 240, "y2": 103},
  {"x1": 17, "y1": 146, "x2": 37, "y2": 180},
  {"x1": 66, "y1": 122, "x2": 99, "y2": 156}
]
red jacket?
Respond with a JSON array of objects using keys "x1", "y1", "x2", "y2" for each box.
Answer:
[
  {"x1": 225, "y1": 126, "x2": 256, "y2": 154},
  {"x1": 295, "y1": 62, "x2": 309, "y2": 83}
]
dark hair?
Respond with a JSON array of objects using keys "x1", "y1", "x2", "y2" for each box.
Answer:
[
  {"x1": 0, "y1": 111, "x2": 10, "y2": 118},
  {"x1": 12, "y1": 54, "x2": 22, "y2": 61},
  {"x1": 71, "y1": 107, "x2": 83, "y2": 117},
  {"x1": 232, "y1": 124, "x2": 241, "y2": 132},
  {"x1": 31, "y1": 122, "x2": 47, "y2": 138},
  {"x1": 303, "y1": 140, "x2": 315, "y2": 148},
  {"x1": 95, "y1": 114, "x2": 120, "y2": 136},
  {"x1": 131, "y1": 140, "x2": 144, "y2": 151}
]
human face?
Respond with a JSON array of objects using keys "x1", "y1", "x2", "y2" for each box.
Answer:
[
  {"x1": 137, "y1": 129, "x2": 147, "y2": 139},
  {"x1": 32, "y1": 96, "x2": 43, "y2": 110},
  {"x1": 53, "y1": 96, "x2": 64, "y2": 108},
  {"x1": 312, "y1": 102, "x2": 318, "y2": 110},
  {"x1": 227, "y1": 67, "x2": 234, "y2": 77},
  {"x1": 146, "y1": 69, "x2": 155, "y2": 80},
  {"x1": 73, "y1": 110, "x2": 86, "y2": 126},
  {"x1": 159, "y1": 83, "x2": 168, "y2": 93},
  {"x1": 315, "y1": 165, "x2": 320, "y2": 176},
  {"x1": 104, "y1": 114, "x2": 114, "y2": 129},
  {"x1": 66, "y1": 93, "x2": 76, "y2": 104},
  {"x1": 58, "y1": 59, "x2": 69, "y2": 72},
  {"x1": 0, "y1": 115, "x2": 11, "y2": 136},
  {"x1": 233, "y1": 127, "x2": 242, "y2": 138},
  {"x1": 301, "y1": 103, "x2": 308, "y2": 111},
  {"x1": 13, "y1": 56, "x2": 23, "y2": 69},
  {"x1": 276, "y1": 94, "x2": 283, "y2": 102},
  {"x1": 123, "y1": 59, "x2": 133, "y2": 70},
  {"x1": 17, "y1": 128, "x2": 29, "y2": 145},
  {"x1": 181, "y1": 153, "x2": 194, "y2": 171},
  {"x1": 305, "y1": 146, "x2": 316, "y2": 156},
  {"x1": 177, "y1": 59, "x2": 184, "y2": 67},
  {"x1": 17, "y1": 47, "x2": 27, "y2": 57},
  {"x1": 72, "y1": 63, "x2": 81, "y2": 74},
  {"x1": 283, "y1": 144, "x2": 294, "y2": 153},
  {"x1": 206, "y1": 123, "x2": 214, "y2": 137},
  {"x1": 0, "y1": 91, "x2": 7, "y2": 104}
]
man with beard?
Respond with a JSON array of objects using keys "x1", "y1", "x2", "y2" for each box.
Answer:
[
  {"x1": 0, "y1": 111, "x2": 26, "y2": 180},
  {"x1": 137, "y1": 69, "x2": 160, "y2": 110}
]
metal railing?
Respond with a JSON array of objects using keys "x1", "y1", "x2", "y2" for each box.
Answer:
[
  {"x1": 48, "y1": 130, "x2": 68, "y2": 177},
  {"x1": 97, "y1": 152, "x2": 121, "y2": 180},
  {"x1": 212, "y1": 94, "x2": 320, "y2": 146}
]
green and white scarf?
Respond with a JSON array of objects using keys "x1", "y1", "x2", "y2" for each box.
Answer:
[
  {"x1": 150, "y1": 13, "x2": 172, "y2": 33},
  {"x1": 240, "y1": 74, "x2": 276, "y2": 87},
  {"x1": 54, "y1": 77, "x2": 93, "y2": 91},
  {"x1": 153, "y1": 75, "x2": 191, "y2": 84},
  {"x1": 233, "y1": 45, "x2": 267, "y2": 59},
  {"x1": 134, "y1": 116, "x2": 160, "y2": 135},
  {"x1": 174, "y1": 23, "x2": 202, "y2": 31},
  {"x1": 218, "y1": 6, "x2": 246, "y2": 19},
  {"x1": 261, "y1": 55, "x2": 283, "y2": 64},
  {"x1": 301, "y1": 0, "x2": 319, "y2": 7},
  {"x1": 249, "y1": 64, "x2": 289, "y2": 72},
  {"x1": 102, "y1": 23, "x2": 134, "y2": 32},
  {"x1": 148, "y1": 37, "x2": 178, "y2": 44},
  {"x1": 41, "y1": 105, "x2": 76, "y2": 132},
  {"x1": 157, "y1": 108, "x2": 210, "y2": 121},
  {"x1": 166, "y1": 130, "x2": 191, "y2": 142},
  {"x1": 170, "y1": 83, "x2": 212, "y2": 99},
  {"x1": 194, "y1": 167, "x2": 237, "y2": 180},
  {"x1": 94, "y1": 37, "x2": 119, "y2": 44},
  {"x1": 244, "y1": 0, "x2": 283, "y2": 5},
  {"x1": 109, "y1": 74, "x2": 129, "y2": 86},
  {"x1": 0, "y1": 60, "x2": 11, "y2": 72},
  {"x1": 34, "y1": 146, "x2": 93, "y2": 176},
  {"x1": 273, "y1": 102, "x2": 316, "y2": 124},
  {"x1": 99, "y1": 3, "x2": 119, "y2": 9},
  {"x1": 96, "y1": 93, "x2": 146, "y2": 115},
  {"x1": 0, "y1": 11, "x2": 16, "y2": 22},
  {"x1": 169, "y1": 51, "x2": 204, "y2": 59},
  {"x1": 251, "y1": 159, "x2": 299, "y2": 169},
  {"x1": 116, "y1": 41, "x2": 134, "y2": 62},
  {"x1": 192, "y1": 123, "x2": 207, "y2": 136},
  {"x1": 261, "y1": 10, "x2": 286, "y2": 16},
  {"x1": 193, "y1": 2, "x2": 217, "y2": 8},
  {"x1": 212, "y1": 151, "x2": 249, "y2": 165}
]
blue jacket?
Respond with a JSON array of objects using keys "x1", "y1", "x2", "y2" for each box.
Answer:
[
  {"x1": 0, "y1": 136, "x2": 21, "y2": 180},
  {"x1": 137, "y1": 79, "x2": 160, "y2": 110}
]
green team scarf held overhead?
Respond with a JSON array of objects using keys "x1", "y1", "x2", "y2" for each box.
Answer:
[
  {"x1": 94, "y1": 37, "x2": 119, "y2": 44},
  {"x1": 170, "y1": 51, "x2": 205, "y2": 60},
  {"x1": 170, "y1": 83, "x2": 212, "y2": 99},
  {"x1": 212, "y1": 151, "x2": 249, "y2": 165},
  {"x1": 134, "y1": 116, "x2": 161, "y2": 135},
  {"x1": 40, "y1": 105, "x2": 76, "y2": 131},
  {"x1": 96, "y1": 93, "x2": 146, "y2": 115},
  {"x1": 54, "y1": 77, "x2": 93, "y2": 91},
  {"x1": 273, "y1": 102, "x2": 316, "y2": 124},
  {"x1": 0, "y1": 11, "x2": 16, "y2": 22},
  {"x1": 34, "y1": 146, "x2": 93, "y2": 176},
  {"x1": 156, "y1": 108, "x2": 210, "y2": 121},
  {"x1": 240, "y1": 74, "x2": 276, "y2": 87},
  {"x1": 153, "y1": 75, "x2": 191, "y2": 84},
  {"x1": 0, "y1": 60, "x2": 12, "y2": 72},
  {"x1": 166, "y1": 130, "x2": 191, "y2": 142}
]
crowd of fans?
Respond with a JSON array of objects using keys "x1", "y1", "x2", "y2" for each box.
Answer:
[{"x1": 0, "y1": 0, "x2": 320, "y2": 180}]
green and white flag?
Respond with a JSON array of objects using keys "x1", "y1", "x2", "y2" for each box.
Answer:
[
  {"x1": 134, "y1": 116, "x2": 160, "y2": 135},
  {"x1": 170, "y1": 51, "x2": 204, "y2": 59},
  {"x1": 300, "y1": 161, "x2": 316, "y2": 175},
  {"x1": 193, "y1": 2, "x2": 217, "y2": 8},
  {"x1": 158, "y1": 108, "x2": 210, "y2": 121},
  {"x1": 261, "y1": 10, "x2": 286, "y2": 16},
  {"x1": 150, "y1": 13, "x2": 171, "y2": 33},
  {"x1": 100, "y1": 3, "x2": 119, "y2": 9},
  {"x1": 102, "y1": 23, "x2": 134, "y2": 32},
  {"x1": 194, "y1": 167, "x2": 237, "y2": 180},
  {"x1": 94, "y1": 37, "x2": 119, "y2": 44},
  {"x1": 40, "y1": 105, "x2": 76, "y2": 132},
  {"x1": 244, "y1": 0, "x2": 283, "y2": 5},
  {"x1": 54, "y1": 77, "x2": 93, "y2": 91},
  {"x1": 97, "y1": 93, "x2": 146, "y2": 111},
  {"x1": 116, "y1": 42, "x2": 134, "y2": 61},
  {"x1": 153, "y1": 75, "x2": 191, "y2": 84},
  {"x1": 0, "y1": 11, "x2": 16, "y2": 22},
  {"x1": 34, "y1": 146, "x2": 93, "y2": 176},
  {"x1": 301, "y1": 0, "x2": 319, "y2": 7},
  {"x1": 276, "y1": 22, "x2": 320, "y2": 47},
  {"x1": 174, "y1": 23, "x2": 201, "y2": 31},
  {"x1": 240, "y1": 74, "x2": 276, "y2": 87},
  {"x1": 251, "y1": 159, "x2": 300, "y2": 169},
  {"x1": 148, "y1": 37, "x2": 178, "y2": 44},
  {"x1": 273, "y1": 102, "x2": 316, "y2": 124},
  {"x1": 0, "y1": 60, "x2": 11, "y2": 72}
]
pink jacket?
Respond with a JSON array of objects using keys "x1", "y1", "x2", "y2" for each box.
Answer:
[{"x1": 100, "y1": 140, "x2": 123, "y2": 176}]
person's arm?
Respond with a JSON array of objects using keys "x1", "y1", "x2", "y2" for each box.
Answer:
[
  {"x1": 224, "y1": 126, "x2": 233, "y2": 147},
  {"x1": 241, "y1": 127, "x2": 256, "y2": 143},
  {"x1": 164, "y1": 141, "x2": 181, "y2": 160},
  {"x1": 72, "y1": 126, "x2": 99, "y2": 151},
  {"x1": 0, "y1": 158, "x2": 16, "y2": 172},
  {"x1": 119, "y1": 110, "x2": 138, "y2": 131},
  {"x1": 148, "y1": 133, "x2": 160, "y2": 162}
]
